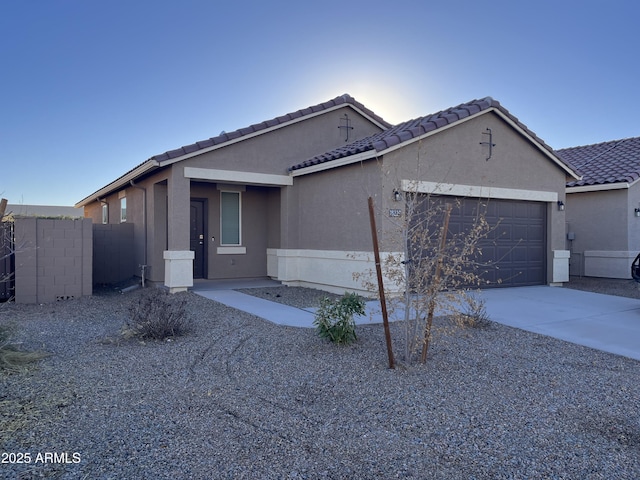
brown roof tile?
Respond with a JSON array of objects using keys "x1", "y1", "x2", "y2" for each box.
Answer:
[
  {"x1": 559, "y1": 137, "x2": 640, "y2": 187},
  {"x1": 290, "y1": 97, "x2": 575, "y2": 173}
]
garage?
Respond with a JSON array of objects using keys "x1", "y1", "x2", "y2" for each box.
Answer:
[{"x1": 412, "y1": 196, "x2": 547, "y2": 288}]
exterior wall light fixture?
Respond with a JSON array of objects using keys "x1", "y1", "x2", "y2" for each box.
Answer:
[
  {"x1": 557, "y1": 200, "x2": 565, "y2": 211},
  {"x1": 393, "y1": 189, "x2": 402, "y2": 202},
  {"x1": 635, "y1": 208, "x2": 640, "y2": 217}
]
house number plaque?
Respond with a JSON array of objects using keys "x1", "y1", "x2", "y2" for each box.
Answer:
[{"x1": 388, "y1": 209, "x2": 402, "y2": 217}]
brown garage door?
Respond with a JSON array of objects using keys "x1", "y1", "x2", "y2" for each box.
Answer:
[{"x1": 413, "y1": 196, "x2": 547, "y2": 288}]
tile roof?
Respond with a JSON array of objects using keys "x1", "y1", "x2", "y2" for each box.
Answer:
[
  {"x1": 150, "y1": 94, "x2": 392, "y2": 163},
  {"x1": 75, "y1": 94, "x2": 391, "y2": 206},
  {"x1": 289, "y1": 97, "x2": 577, "y2": 174},
  {"x1": 559, "y1": 137, "x2": 640, "y2": 188}
]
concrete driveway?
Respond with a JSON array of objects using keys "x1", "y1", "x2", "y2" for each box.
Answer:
[
  {"x1": 480, "y1": 286, "x2": 640, "y2": 361},
  {"x1": 194, "y1": 281, "x2": 640, "y2": 362}
]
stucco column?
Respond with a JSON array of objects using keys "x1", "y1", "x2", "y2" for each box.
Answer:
[{"x1": 164, "y1": 167, "x2": 193, "y2": 293}]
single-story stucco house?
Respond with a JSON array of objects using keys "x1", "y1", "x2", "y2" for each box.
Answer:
[
  {"x1": 559, "y1": 137, "x2": 640, "y2": 278},
  {"x1": 76, "y1": 94, "x2": 581, "y2": 294}
]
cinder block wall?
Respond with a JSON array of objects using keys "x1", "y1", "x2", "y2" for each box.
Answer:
[
  {"x1": 93, "y1": 223, "x2": 134, "y2": 285},
  {"x1": 14, "y1": 218, "x2": 93, "y2": 304}
]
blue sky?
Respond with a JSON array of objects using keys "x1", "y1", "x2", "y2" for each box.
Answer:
[{"x1": 2, "y1": 0, "x2": 639, "y2": 206}]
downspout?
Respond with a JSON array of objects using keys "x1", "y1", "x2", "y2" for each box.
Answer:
[
  {"x1": 130, "y1": 180, "x2": 148, "y2": 287},
  {"x1": 96, "y1": 197, "x2": 108, "y2": 225}
]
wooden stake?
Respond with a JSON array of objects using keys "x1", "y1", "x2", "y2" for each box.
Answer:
[
  {"x1": 368, "y1": 197, "x2": 395, "y2": 369},
  {"x1": 0, "y1": 198, "x2": 7, "y2": 221},
  {"x1": 421, "y1": 203, "x2": 452, "y2": 363}
]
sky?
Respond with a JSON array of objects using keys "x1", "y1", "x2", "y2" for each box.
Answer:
[{"x1": 2, "y1": 0, "x2": 639, "y2": 206}]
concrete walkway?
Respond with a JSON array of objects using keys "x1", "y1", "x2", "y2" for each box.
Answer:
[{"x1": 192, "y1": 281, "x2": 640, "y2": 361}]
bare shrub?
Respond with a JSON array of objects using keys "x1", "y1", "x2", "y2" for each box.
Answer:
[
  {"x1": 357, "y1": 191, "x2": 494, "y2": 365},
  {"x1": 126, "y1": 288, "x2": 190, "y2": 340},
  {"x1": 460, "y1": 293, "x2": 492, "y2": 329}
]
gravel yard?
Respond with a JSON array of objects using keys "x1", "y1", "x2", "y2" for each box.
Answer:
[{"x1": 1, "y1": 279, "x2": 639, "y2": 479}]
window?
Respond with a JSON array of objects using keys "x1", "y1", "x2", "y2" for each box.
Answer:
[
  {"x1": 220, "y1": 191, "x2": 240, "y2": 245},
  {"x1": 102, "y1": 204, "x2": 108, "y2": 224},
  {"x1": 120, "y1": 197, "x2": 127, "y2": 223}
]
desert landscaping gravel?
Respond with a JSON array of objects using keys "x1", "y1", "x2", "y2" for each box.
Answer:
[{"x1": 1, "y1": 279, "x2": 639, "y2": 479}]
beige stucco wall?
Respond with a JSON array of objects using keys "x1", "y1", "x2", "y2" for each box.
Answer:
[
  {"x1": 285, "y1": 160, "x2": 382, "y2": 252},
  {"x1": 566, "y1": 189, "x2": 628, "y2": 253},
  {"x1": 182, "y1": 105, "x2": 383, "y2": 175},
  {"x1": 566, "y1": 187, "x2": 640, "y2": 278}
]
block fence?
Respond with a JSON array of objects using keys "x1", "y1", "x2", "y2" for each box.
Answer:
[{"x1": 14, "y1": 218, "x2": 92, "y2": 304}]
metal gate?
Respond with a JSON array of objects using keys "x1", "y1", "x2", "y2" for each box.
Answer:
[{"x1": 0, "y1": 221, "x2": 14, "y2": 301}]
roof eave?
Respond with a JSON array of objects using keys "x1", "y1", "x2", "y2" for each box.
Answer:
[
  {"x1": 566, "y1": 182, "x2": 630, "y2": 193},
  {"x1": 74, "y1": 160, "x2": 159, "y2": 208},
  {"x1": 289, "y1": 150, "x2": 379, "y2": 177}
]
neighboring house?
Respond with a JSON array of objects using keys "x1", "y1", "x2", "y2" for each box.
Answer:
[
  {"x1": 559, "y1": 137, "x2": 640, "y2": 278},
  {"x1": 6, "y1": 204, "x2": 83, "y2": 219},
  {"x1": 76, "y1": 94, "x2": 580, "y2": 294}
]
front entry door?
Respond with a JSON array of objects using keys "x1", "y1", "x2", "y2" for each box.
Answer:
[{"x1": 190, "y1": 200, "x2": 206, "y2": 279}]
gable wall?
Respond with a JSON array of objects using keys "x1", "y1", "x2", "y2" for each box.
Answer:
[
  {"x1": 181, "y1": 105, "x2": 384, "y2": 175},
  {"x1": 384, "y1": 113, "x2": 565, "y2": 193}
]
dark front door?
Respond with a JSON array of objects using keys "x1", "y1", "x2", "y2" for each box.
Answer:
[{"x1": 190, "y1": 199, "x2": 206, "y2": 279}]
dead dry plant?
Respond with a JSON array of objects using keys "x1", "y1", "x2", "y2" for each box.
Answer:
[
  {"x1": 356, "y1": 192, "x2": 495, "y2": 365},
  {"x1": 0, "y1": 325, "x2": 49, "y2": 372}
]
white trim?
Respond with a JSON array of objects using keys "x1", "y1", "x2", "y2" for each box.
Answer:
[
  {"x1": 163, "y1": 250, "x2": 195, "y2": 293},
  {"x1": 582, "y1": 250, "x2": 636, "y2": 279},
  {"x1": 185, "y1": 167, "x2": 293, "y2": 186},
  {"x1": 552, "y1": 250, "x2": 570, "y2": 283},
  {"x1": 289, "y1": 151, "x2": 377, "y2": 177},
  {"x1": 566, "y1": 182, "x2": 630, "y2": 193},
  {"x1": 216, "y1": 246, "x2": 247, "y2": 255},
  {"x1": 401, "y1": 180, "x2": 558, "y2": 202},
  {"x1": 267, "y1": 248, "x2": 404, "y2": 295}
]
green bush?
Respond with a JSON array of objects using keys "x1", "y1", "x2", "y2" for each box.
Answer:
[
  {"x1": 314, "y1": 292, "x2": 366, "y2": 344},
  {"x1": 126, "y1": 288, "x2": 190, "y2": 340},
  {"x1": 0, "y1": 325, "x2": 48, "y2": 372}
]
